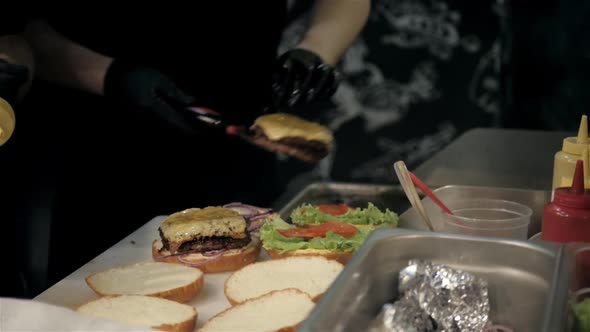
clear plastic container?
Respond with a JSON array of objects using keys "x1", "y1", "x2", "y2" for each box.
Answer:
[{"x1": 442, "y1": 199, "x2": 532, "y2": 240}]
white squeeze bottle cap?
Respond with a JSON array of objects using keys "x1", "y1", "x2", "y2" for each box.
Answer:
[{"x1": 0, "y1": 97, "x2": 15, "y2": 146}]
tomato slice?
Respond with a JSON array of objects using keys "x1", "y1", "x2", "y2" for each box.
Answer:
[
  {"x1": 278, "y1": 221, "x2": 358, "y2": 239},
  {"x1": 318, "y1": 204, "x2": 351, "y2": 216}
]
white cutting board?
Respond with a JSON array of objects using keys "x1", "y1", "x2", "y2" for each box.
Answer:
[{"x1": 34, "y1": 216, "x2": 270, "y2": 328}]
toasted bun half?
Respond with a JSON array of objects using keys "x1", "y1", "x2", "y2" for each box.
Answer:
[
  {"x1": 77, "y1": 295, "x2": 197, "y2": 332},
  {"x1": 199, "y1": 289, "x2": 314, "y2": 332},
  {"x1": 224, "y1": 256, "x2": 343, "y2": 305},
  {"x1": 265, "y1": 248, "x2": 353, "y2": 265},
  {"x1": 85, "y1": 262, "x2": 203, "y2": 303},
  {"x1": 153, "y1": 237, "x2": 261, "y2": 273}
]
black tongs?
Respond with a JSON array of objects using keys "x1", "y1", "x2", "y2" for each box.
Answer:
[
  {"x1": 183, "y1": 106, "x2": 258, "y2": 144},
  {"x1": 182, "y1": 106, "x2": 321, "y2": 163}
]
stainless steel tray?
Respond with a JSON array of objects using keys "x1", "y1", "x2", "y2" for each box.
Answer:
[
  {"x1": 278, "y1": 183, "x2": 550, "y2": 238},
  {"x1": 297, "y1": 228, "x2": 569, "y2": 332},
  {"x1": 278, "y1": 182, "x2": 412, "y2": 221},
  {"x1": 399, "y1": 185, "x2": 551, "y2": 237},
  {"x1": 546, "y1": 243, "x2": 590, "y2": 330},
  {"x1": 568, "y1": 243, "x2": 590, "y2": 291}
]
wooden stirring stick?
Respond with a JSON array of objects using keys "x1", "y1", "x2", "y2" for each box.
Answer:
[{"x1": 394, "y1": 161, "x2": 435, "y2": 231}]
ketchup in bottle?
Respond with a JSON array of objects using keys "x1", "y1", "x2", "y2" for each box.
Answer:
[
  {"x1": 543, "y1": 160, "x2": 590, "y2": 288},
  {"x1": 543, "y1": 160, "x2": 590, "y2": 243}
]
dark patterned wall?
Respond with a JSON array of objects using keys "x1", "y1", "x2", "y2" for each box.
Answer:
[{"x1": 277, "y1": 0, "x2": 504, "y2": 184}]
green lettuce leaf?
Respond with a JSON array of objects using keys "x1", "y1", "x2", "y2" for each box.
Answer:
[
  {"x1": 259, "y1": 216, "x2": 373, "y2": 254},
  {"x1": 573, "y1": 298, "x2": 590, "y2": 332},
  {"x1": 290, "y1": 202, "x2": 399, "y2": 227}
]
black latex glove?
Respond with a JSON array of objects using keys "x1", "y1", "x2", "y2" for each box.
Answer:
[
  {"x1": 271, "y1": 48, "x2": 340, "y2": 110},
  {"x1": 0, "y1": 59, "x2": 28, "y2": 104},
  {"x1": 104, "y1": 60, "x2": 198, "y2": 134}
]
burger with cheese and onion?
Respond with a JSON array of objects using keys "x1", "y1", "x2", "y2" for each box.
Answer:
[{"x1": 152, "y1": 203, "x2": 275, "y2": 272}]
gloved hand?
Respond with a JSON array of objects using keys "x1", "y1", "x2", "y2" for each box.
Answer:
[
  {"x1": 103, "y1": 60, "x2": 198, "y2": 134},
  {"x1": 0, "y1": 59, "x2": 29, "y2": 104},
  {"x1": 270, "y1": 48, "x2": 340, "y2": 110}
]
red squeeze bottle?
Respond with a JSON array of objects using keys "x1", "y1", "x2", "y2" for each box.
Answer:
[
  {"x1": 543, "y1": 160, "x2": 590, "y2": 242},
  {"x1": 543, "y1": 160, "x2": 590, "y2": 287}
]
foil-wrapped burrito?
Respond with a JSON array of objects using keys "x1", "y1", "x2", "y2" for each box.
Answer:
[{"x1": 370, "y1": 260, "x2": 491, "y2": 332}]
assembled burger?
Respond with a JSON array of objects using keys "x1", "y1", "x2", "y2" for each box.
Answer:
[{"x1": 153, "y1": 205, "x2": 267, "y2": 273}]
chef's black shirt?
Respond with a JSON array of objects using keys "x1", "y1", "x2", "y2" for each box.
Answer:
[{"x1": 47, "y1": 3, "x2": 287, "y2": 118}]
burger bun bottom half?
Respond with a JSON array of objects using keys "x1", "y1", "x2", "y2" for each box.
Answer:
[{"x1": 152, "y1": 237, "x2": 261, "y2": 273}]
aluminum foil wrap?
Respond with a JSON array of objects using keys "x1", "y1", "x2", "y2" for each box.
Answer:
[
  {"x1": 399, "y1": 259, "x2": 490, "y2": 332},
  {"x1": 369, "y1": 298, "x2": 437, "y2": 332}
]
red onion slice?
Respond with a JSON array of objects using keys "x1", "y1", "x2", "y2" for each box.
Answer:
[
  {"x1": 249, "y1": 211, "x2": 274, "y2": 221},
  {"x1": 160, "y1": 249, "x2": 223, "y2": 259},
  {"x1": 202, "y1": 249, "x2": 226, "y2": 257},
  {"x1": 224, "y1": 203, "x2": 259, "y2": 217},
  {"x1": 248, "y1": 219, "x2": 267, "y2": 232},
  {"x1": 155, "y1": 250, "x2": 189, "y2": 262},
  {"x1": 223, "y1": 202, "x2": 272, "y2": 218},
  {"x1": 177, "y1": 252, "x2": 224, "y2": 267},
  {"x1": 158, "y1": 248, "x2": 201, "y2": 259}
]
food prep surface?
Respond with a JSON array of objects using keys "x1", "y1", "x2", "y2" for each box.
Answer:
[
  {"x1": 34, "y1": 215, "x2": 240, "y2": 328},
  {"x1": 33, "y1": 181, "x2": 584, "y2": 331},
  {"x1": 34, "y1": 184, "x2": 410, "y2": 329}
]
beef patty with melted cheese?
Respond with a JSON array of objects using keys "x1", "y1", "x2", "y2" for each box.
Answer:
[
  {"x1": 250, "y1": 113, "x2": 333, "y2": 162},
  {"x1": 158, "y1": 207, "x2": 250, "y2": 254}
]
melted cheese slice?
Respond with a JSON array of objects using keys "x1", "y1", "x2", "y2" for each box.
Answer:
[
  {"x1": 160, "y1": 207, "x2": 246, "y2": 243},
  {"x1": 253, "y1": 113, "x2": 333, "y2": 145}
]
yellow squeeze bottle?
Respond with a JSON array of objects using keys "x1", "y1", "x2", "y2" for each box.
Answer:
[
  {"x1": 553, "y1": 115, "x2": 590, "y2": 190},
  {"x1": 0, "y1": 97, "x2": 15, "y2": 146}
]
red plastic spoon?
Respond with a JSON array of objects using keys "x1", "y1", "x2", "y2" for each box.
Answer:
[{"x1": 408, "y1": 172, "x2": 454, "y2": 215}]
